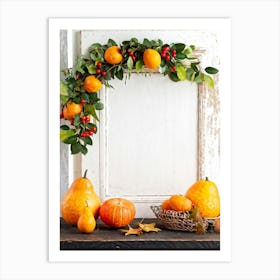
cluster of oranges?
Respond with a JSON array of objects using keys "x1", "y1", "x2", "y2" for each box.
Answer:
[{"x1": 62, "y1": 46, "x2": 163, "y2": 121}]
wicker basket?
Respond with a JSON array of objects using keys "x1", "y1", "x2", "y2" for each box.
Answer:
[{"x1": 150, "y1": 205, "x2": 215, "y2": 232}]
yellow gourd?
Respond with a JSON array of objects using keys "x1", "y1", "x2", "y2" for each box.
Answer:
[
  {"x1": 185, "y1": 177, "x2": 220, "y2": 218},
  {"x1": 77, "y1": 202, "x2": 96, "y2": 233},
  {"x1": 61, "y1": 170, "x2": 101, "y2": 225}
]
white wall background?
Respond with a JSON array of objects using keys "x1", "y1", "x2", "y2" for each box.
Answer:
[{"x1": 0, "y1": 1, "x2": 279, "y2": 280}]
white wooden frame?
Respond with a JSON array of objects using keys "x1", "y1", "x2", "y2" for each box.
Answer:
[{"x1": 63, "y1": 30, "x2": 221, "y2": 214}]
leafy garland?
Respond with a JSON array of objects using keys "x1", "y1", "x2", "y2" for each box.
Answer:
[{"x1": 60, "y1": 38, "x2": 219, "y2": 155}]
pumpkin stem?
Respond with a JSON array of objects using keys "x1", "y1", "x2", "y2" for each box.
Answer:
[
  {"x1": 83, "y1": 169, "x2": 88, "y2": 178},
  {"x1": 205, "y1": 176, "x2": 209, "y2": 181}
]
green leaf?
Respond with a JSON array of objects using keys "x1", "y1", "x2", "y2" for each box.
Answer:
[
  {"x1": 191, "y1": 71, "x2": 196, "y2": 82},
  {"x1": 168, "y1": 72, "x2": 179, "y2": 82},
  {"x1": 81, "y1": 93, "x2": 90, "y2": 103},
  {"x1": 108, "y1": 38, "x2": 117, "y2": 46},
  {"x1": 190, "y1": 45, "x2": 196, "y2": 50},
  {"x1": 60, "y1": 82, "x2": 68, "y2": 96},
  {"x1": 205, "y1": 67, "x2": 219, "y2": 74},
  {"x1": 127, "y1": 56, "x2": 133, "y2": 70},
  {"x1": 86, "y1": 123, "x2": 96, "y2": 129},
  {"x1": 60, "y1": 129, "x2": 75, "y2": 141},
  {"x1": 87, "y1": 64, "x2": 96, "y2": 74},
  {"x1": 183, "y1": 46, "x2": 193, "y2": 56},
  {"x1": 89, "y1": 43, "x2": 103, "y2": 52},
  {"x1": 194, "y1": 73, "x2": 204, "y2": 83},
  {"x1": 85, "y1": 104, "x2": 99, "y2": 121},
  {"x1": 95, "y1": 102, "x2": 104, "y2": 110},
  {"x1": 73, "y1": 114, "x2": 81, "y2": 126},
  {"x1": 75, "y1": 57, "x2": 86, "y2": 74},
  {"x1": 176, "y1": 65, "x2": 187, "y2": 81},
  {"x1": 135, "y1": 60, "x2": 144, "y2": 72},
  {"x1": 88, "y1": 92, "x2": 100, "y2": 103},
  {"x1": 71, "y1": 142, "x2": 82, "y2": 154},
  {"x1": 60, "y1": 125, "x2": 69, "y2": 130},
  {"x1": 186, "y1": 68, "x2": 195, "y2": 81},
  {"x1": 60, "y1": 95, "x2": 69, "y2": 105},
  {"x1": 176, "y1": 53, "x2": 186, "y2": 59},
  {"x1": 204, "y1": 74, "x2": 215, "y2": 88},
  {"x1": 115, "y1": 68, "x2": 124, "y2": 80},
  {"x1": 80, "y1": 144, "x2": 88, "y2": 155},
  {"x1": 83, "y1": 136, "x2": 93, "y2": 145},
  {"x1": 143, "y1": 38, "x2": 152, "y2": 48},
  {"x1": 173, "y1": 43, "x2": 186, "y2": 52},
  {"x1": 191, "y1": 64, "x2": 199, "y2": 72},
  {"x1": 63, "y1": 135, "x2": 78, "y2": 144}
]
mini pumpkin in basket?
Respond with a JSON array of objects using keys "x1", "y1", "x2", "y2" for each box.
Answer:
[{"x1": 151, "y1": 177, "x2": 220, "y2": 233}]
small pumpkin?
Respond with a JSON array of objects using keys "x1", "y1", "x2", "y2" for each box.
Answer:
[
  {"x1": 185, "y1": 177, "x2": 220, "y2": 218},
  {"x1": 61, "y1": 170, "x2": 101, "y2": 225},
  {"x1": 99, "y1": 198, "x2": 136, "y2": 228},
  {"x1": 161, "y1": 199, "x2": 172, "y2": 210},
  {"x1": 214, "y1": 218, "x2": 220, "y2": 233},
  {"x1": 169, "y1": 195, "x2": 192, "y2": 211}
]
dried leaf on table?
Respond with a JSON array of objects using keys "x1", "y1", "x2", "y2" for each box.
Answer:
[
  {"x1": 138, "y1": 222, "x2": 161, "y2": 233},
  {"x1": 190, "y1": 207, "x2": 207, "y2": 234},
  {"x1": 119, "y1": 225, "x2": 143, "y2": 236}
]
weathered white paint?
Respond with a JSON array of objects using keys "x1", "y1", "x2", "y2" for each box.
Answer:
[{"x1": 61, "y1": 29, "x2": 220, "y2": 218}]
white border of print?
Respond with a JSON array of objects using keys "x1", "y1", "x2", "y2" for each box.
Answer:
[{"x1": 49, "y1": 18, "x2": 231, "y2": 262}]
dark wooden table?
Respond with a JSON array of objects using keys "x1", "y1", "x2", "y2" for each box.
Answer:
[{"x1": 60, "y1": 218, "x2": 220, "y2": 250}]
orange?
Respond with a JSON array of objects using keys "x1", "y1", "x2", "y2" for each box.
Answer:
[
  {"x1": 185, "y1": 178, "x2": 220, "y2": 218},
  {"x1": 143, "y1": 48, "x2": 161, "y2": 70},
  {"x1": 104, "y1": 46, "x2": 123, "y2": 65},
  {"x1": 63, "y1": 102, "x2": 82, "y2": 120},
  {"x1": 169, "y1": 195, "x2": 192, "y2": 212},
  {"x1": 83, "y1": 75, "x2": 102, "y2": 93}
]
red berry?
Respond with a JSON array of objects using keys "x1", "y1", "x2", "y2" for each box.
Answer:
[
  {"x1": 80, "y1": 115, "x2": 86, "y2": 122},
  {"x1": 132, "y1": 55, "x2": 137, "y2": 61},
  {"x1": 88, "y1": 131, "x2": 93, "y2": 136},
  {"x1": 91, "y1": 127, "x2": 97, "y2": 133},
  {"x1": 101, "y1": 71, "x2": 106, "y2": 76},
  {"x1": 97, "y1": 62, "x2": 102, "y2": 68},
  {"x1": 96, "y1": 69, "x2": 101, "y2": 74},
  {"x1": 162, "y1": 46, "x2": 169, "y2": 53},
  {"x1": 60, "y1": 112, "x2": 64, "y2": 119},
  {"x1": 128, "y1": 51, "x2": 134, "y2": 56},
  {"x1": 85, "y1": 116, "x2": 90, "y2": 123},
  {"x1": 161, "y1": 52, "x2": 166, "y2": 58},
  {"x1": 172, "y1": 53, "x2": 176, "y2": 58},
  {"x1": 165, "y1": 55, "x2": 171, "y2": 61},
  {"x1": 70, "y1": 119, "x2": 74, "y2": 125},
  {"x1": 171, "y1": 65, "x2": 177, "y2": 71},
  {"x1": 172, "y1": 49, "x2": 176, "y2": 54},
  {"x1": 76, "y1": 73, "x2": 81, "y2": 80},
  {"x1": 80, "y1": 99, "x2": 86, "y2": 105}
]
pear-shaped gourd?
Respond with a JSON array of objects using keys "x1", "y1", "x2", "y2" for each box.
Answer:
[
  {"x1": 77, "y1": 202, "x2": 96, "y2": 233},
  {"x1": 61, "y1": 170, "x2": 101, "y2": 225},
  {"x1": 185, "y1": 177, "x2": 220, "y2": 218}
]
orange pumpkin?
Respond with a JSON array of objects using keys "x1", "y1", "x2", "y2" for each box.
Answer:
[
  {"x1": 161, "y1": 199, "x2": 172, "y2": 210},
  {"x1": 169, "y1": 195, "x2": 192, "y2": 211},
  {"x1": 99, "y1": 198, "x2": 136, "y2": 228},
  {"x1": 61, "y1": 170, "x2": 101, "y2": 225}
]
